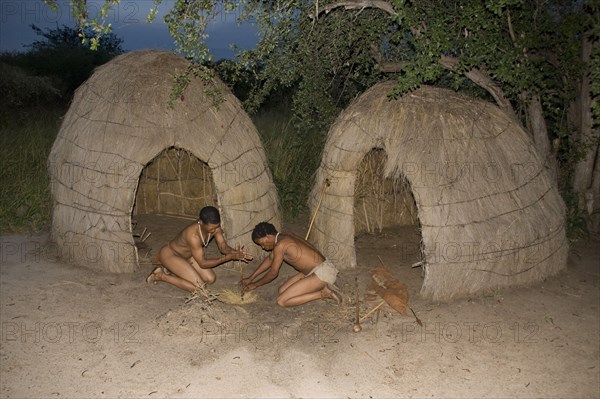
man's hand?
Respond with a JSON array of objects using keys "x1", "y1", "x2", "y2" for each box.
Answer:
[
  {"x1": 239, "y1": 277, "x2": 253, "y2": 288},
  {"x1": 229, "y1": 247, "x2": 253, "y2": 263},
  {"x1": 239, "y1": 277, "x2": 257, "y2": 294},
  {"x1": 241, "y1": 282, "x2": 257, "y2": 294}
]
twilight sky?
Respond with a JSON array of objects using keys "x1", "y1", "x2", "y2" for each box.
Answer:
[{"x1": 0, "y1": 0, "x2": 259, "y2": 60}]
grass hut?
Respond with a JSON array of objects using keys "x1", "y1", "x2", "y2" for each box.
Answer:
[
  {"x1": 48, "y1": 50, "x2": 279, "y2": 273},
  {"x1": 309, "y1": 82, "x2": 568, "y2": 301}
]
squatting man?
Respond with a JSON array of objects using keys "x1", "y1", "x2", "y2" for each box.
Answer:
[
  {"x1": 240, "y1": 222, "x2": 342, "y2": 307},
  {"x1": 146, "y1": 206, "x2": 252, "y2": 292}
]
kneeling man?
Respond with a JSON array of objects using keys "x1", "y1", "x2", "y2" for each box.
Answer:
[
  {"x1": 146, "y1": 206, "x2": 252, "y2": 292},
  {"x1": 240, "y1": 222, "x2": 341, "y2": 307}
]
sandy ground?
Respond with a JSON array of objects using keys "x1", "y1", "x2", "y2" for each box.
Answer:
[{"x1": 1, "y1": 216, "x2": 598, "y2": 398}]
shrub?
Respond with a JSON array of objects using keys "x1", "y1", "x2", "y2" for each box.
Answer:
[{"x1": 0, "y1": 62, "x2": 61, "y2": 110}]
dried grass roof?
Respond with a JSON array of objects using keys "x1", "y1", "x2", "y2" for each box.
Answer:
[
  {"x1": 310, "y1": 83, "x2": 568, "y2": 301},
  {"x1": 48, "y1": 50, "x2": 279, "y2": 272}
]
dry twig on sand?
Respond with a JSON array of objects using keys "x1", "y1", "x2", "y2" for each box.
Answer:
[{"x1": 184, "y1": 285, "x2": 219, "y2": 304}]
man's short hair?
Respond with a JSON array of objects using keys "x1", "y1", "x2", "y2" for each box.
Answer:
[
  {"x1": 199, "y1": 206, "x2": 221, "y2": 224},
  {"x1": 252, "y1": 222, "x2": 278, "y2": 241}
]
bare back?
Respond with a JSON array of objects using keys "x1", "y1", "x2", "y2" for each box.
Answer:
[{"x1": 276, "y1": 233, "x2": 325, "y2": 274}]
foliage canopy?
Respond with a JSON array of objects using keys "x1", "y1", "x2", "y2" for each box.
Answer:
[{"x1": 43, "y1": 0, "x2": 597, "y2": 130}]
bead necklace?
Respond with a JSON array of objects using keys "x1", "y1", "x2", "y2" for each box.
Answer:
[{"x1": 198, "y1": 222, "x2": 211, "y2": 247}]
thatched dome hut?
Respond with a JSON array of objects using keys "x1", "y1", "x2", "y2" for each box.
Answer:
[
  {"x1": 309, "y1": 82, "x2": 568, "y2": 301},
  {"x1": 48, "y1": 50, "x2": 279, "y2": 273}
]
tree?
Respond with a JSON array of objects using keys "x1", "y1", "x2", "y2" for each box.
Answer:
[
  {"x1": 46, "y1": 0, "x2": 600, "y2": 233},
  {"x1": 244, "y1": 0, "x2": 599, "y2": 233},
  {"x1": 22, "y1": 24, "x2": 123, "y2": 94},
  {"x1": 28, "y1": 23, "x2": 123, "y2": 54},
  {"x1": 572, "y1": 2, "x2": 600, "y2": 231},
  {"x1": 242, "y1": 0, "x2": 598, "y2": 228}
]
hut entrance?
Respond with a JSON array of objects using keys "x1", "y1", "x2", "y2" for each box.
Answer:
[
  {"x1": 353, "y1": 148, "x2": 423, "y2": 287},
  {"x1": 354, "y1": 148, "x2": 418, "y2": 233},
  {"x1": 131, "y1": 147, "x2": 219, "y2": 262}
]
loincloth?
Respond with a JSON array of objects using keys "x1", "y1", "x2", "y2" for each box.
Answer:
[{"x1": 306, "y1": 259, "x2": 338, "y2": 286}]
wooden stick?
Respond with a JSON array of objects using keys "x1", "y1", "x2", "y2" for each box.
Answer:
[
  {"x1": 237, "y1": 243, "x2": 244, "y2": 301},
  {"x1": 359, "y1": 300, "x2": 385, "y2": 322},
  {"x1": 362, "y1": 201, "x2": 370, "y2": 233},
  {"x1": 377, "y1": 200, "x2": 383, "y2": 233},
  {"x1": 375, "y1": 308, "x2": 381, "y2": 336},
  {"x1": 355, "y1": 277, "x2": 360, "y2": 323},
  {"x1": 410, "y1": 307, "x2": 423, "y2": 326},
  {"x1": 305, "y1": 178, "x2": 330, "y2": 240},
  {"x1": 141, "y1": 232, "x2": 152, "y2": 242},
  {"x1": 353, "y1": 277, "x2": 361, "y2": 332}
]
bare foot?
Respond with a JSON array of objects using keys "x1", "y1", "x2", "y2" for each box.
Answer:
[
  {"x1": 146, "y1": 266, "x2": 163, "y2": 285},
  {"x1": 321, "y1": 286, "x2": 342, "y2": 304}
]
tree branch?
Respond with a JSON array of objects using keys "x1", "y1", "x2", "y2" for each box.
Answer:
[
  {"x1": 309, "y1": 0, "x2": 396, "y2": 20},
  {"x1": 507, "y1": 9, "x2": 518, "y2": 45},
  {"x1": 370, "y1": 44, "x2": 407, "y2": 73},
  {"x1": 440, "y1": 55, "x2": 516, "y2": 119},
  {"x1": 311, "y1": 1, "x2": 517, "y2": 120}
]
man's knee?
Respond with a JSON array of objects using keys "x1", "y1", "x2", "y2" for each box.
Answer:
[
  {"x1": 203, "y1": 274, "x2": 217, "y2": 285},
  {"x1": 276, "y1": 295, "x2": 289, "y2": 308}
]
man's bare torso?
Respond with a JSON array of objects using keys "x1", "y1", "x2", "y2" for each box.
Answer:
[
  {"x1": 277, "y1": 233, "x2": 325, "y2": 274},
  {"x1": 167, "y1": 222, "x2": 203, "y2": 259}
]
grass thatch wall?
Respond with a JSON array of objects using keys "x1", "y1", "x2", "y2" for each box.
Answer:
[
  {"x1": 309, "y1": 83, "x2": 568, "y2": 301},
  {"x1": 48, "y1": 50, "x2": 280, "y2": 273},
  {"x1": 134, "y1": 147, "x2": 217, "y2": 217}
]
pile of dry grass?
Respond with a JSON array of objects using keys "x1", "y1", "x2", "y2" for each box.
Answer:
[
  {"x1": 215, "y1": 289, "x2": 258, "y2": 305},
  {"x1": 309, "y1": 83, "x2": 568, "y2": 301}
]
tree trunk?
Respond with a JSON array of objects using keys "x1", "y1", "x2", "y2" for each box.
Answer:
[
  {"x1": 572, "y1": 37, "x2": 598, "y2": 223},
  {"x1": 591, "y1": 148, "x2": 600, "y2": 233},
  {"x1": 525, "y1": 92, "x2": 558, "y2": 182}
]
